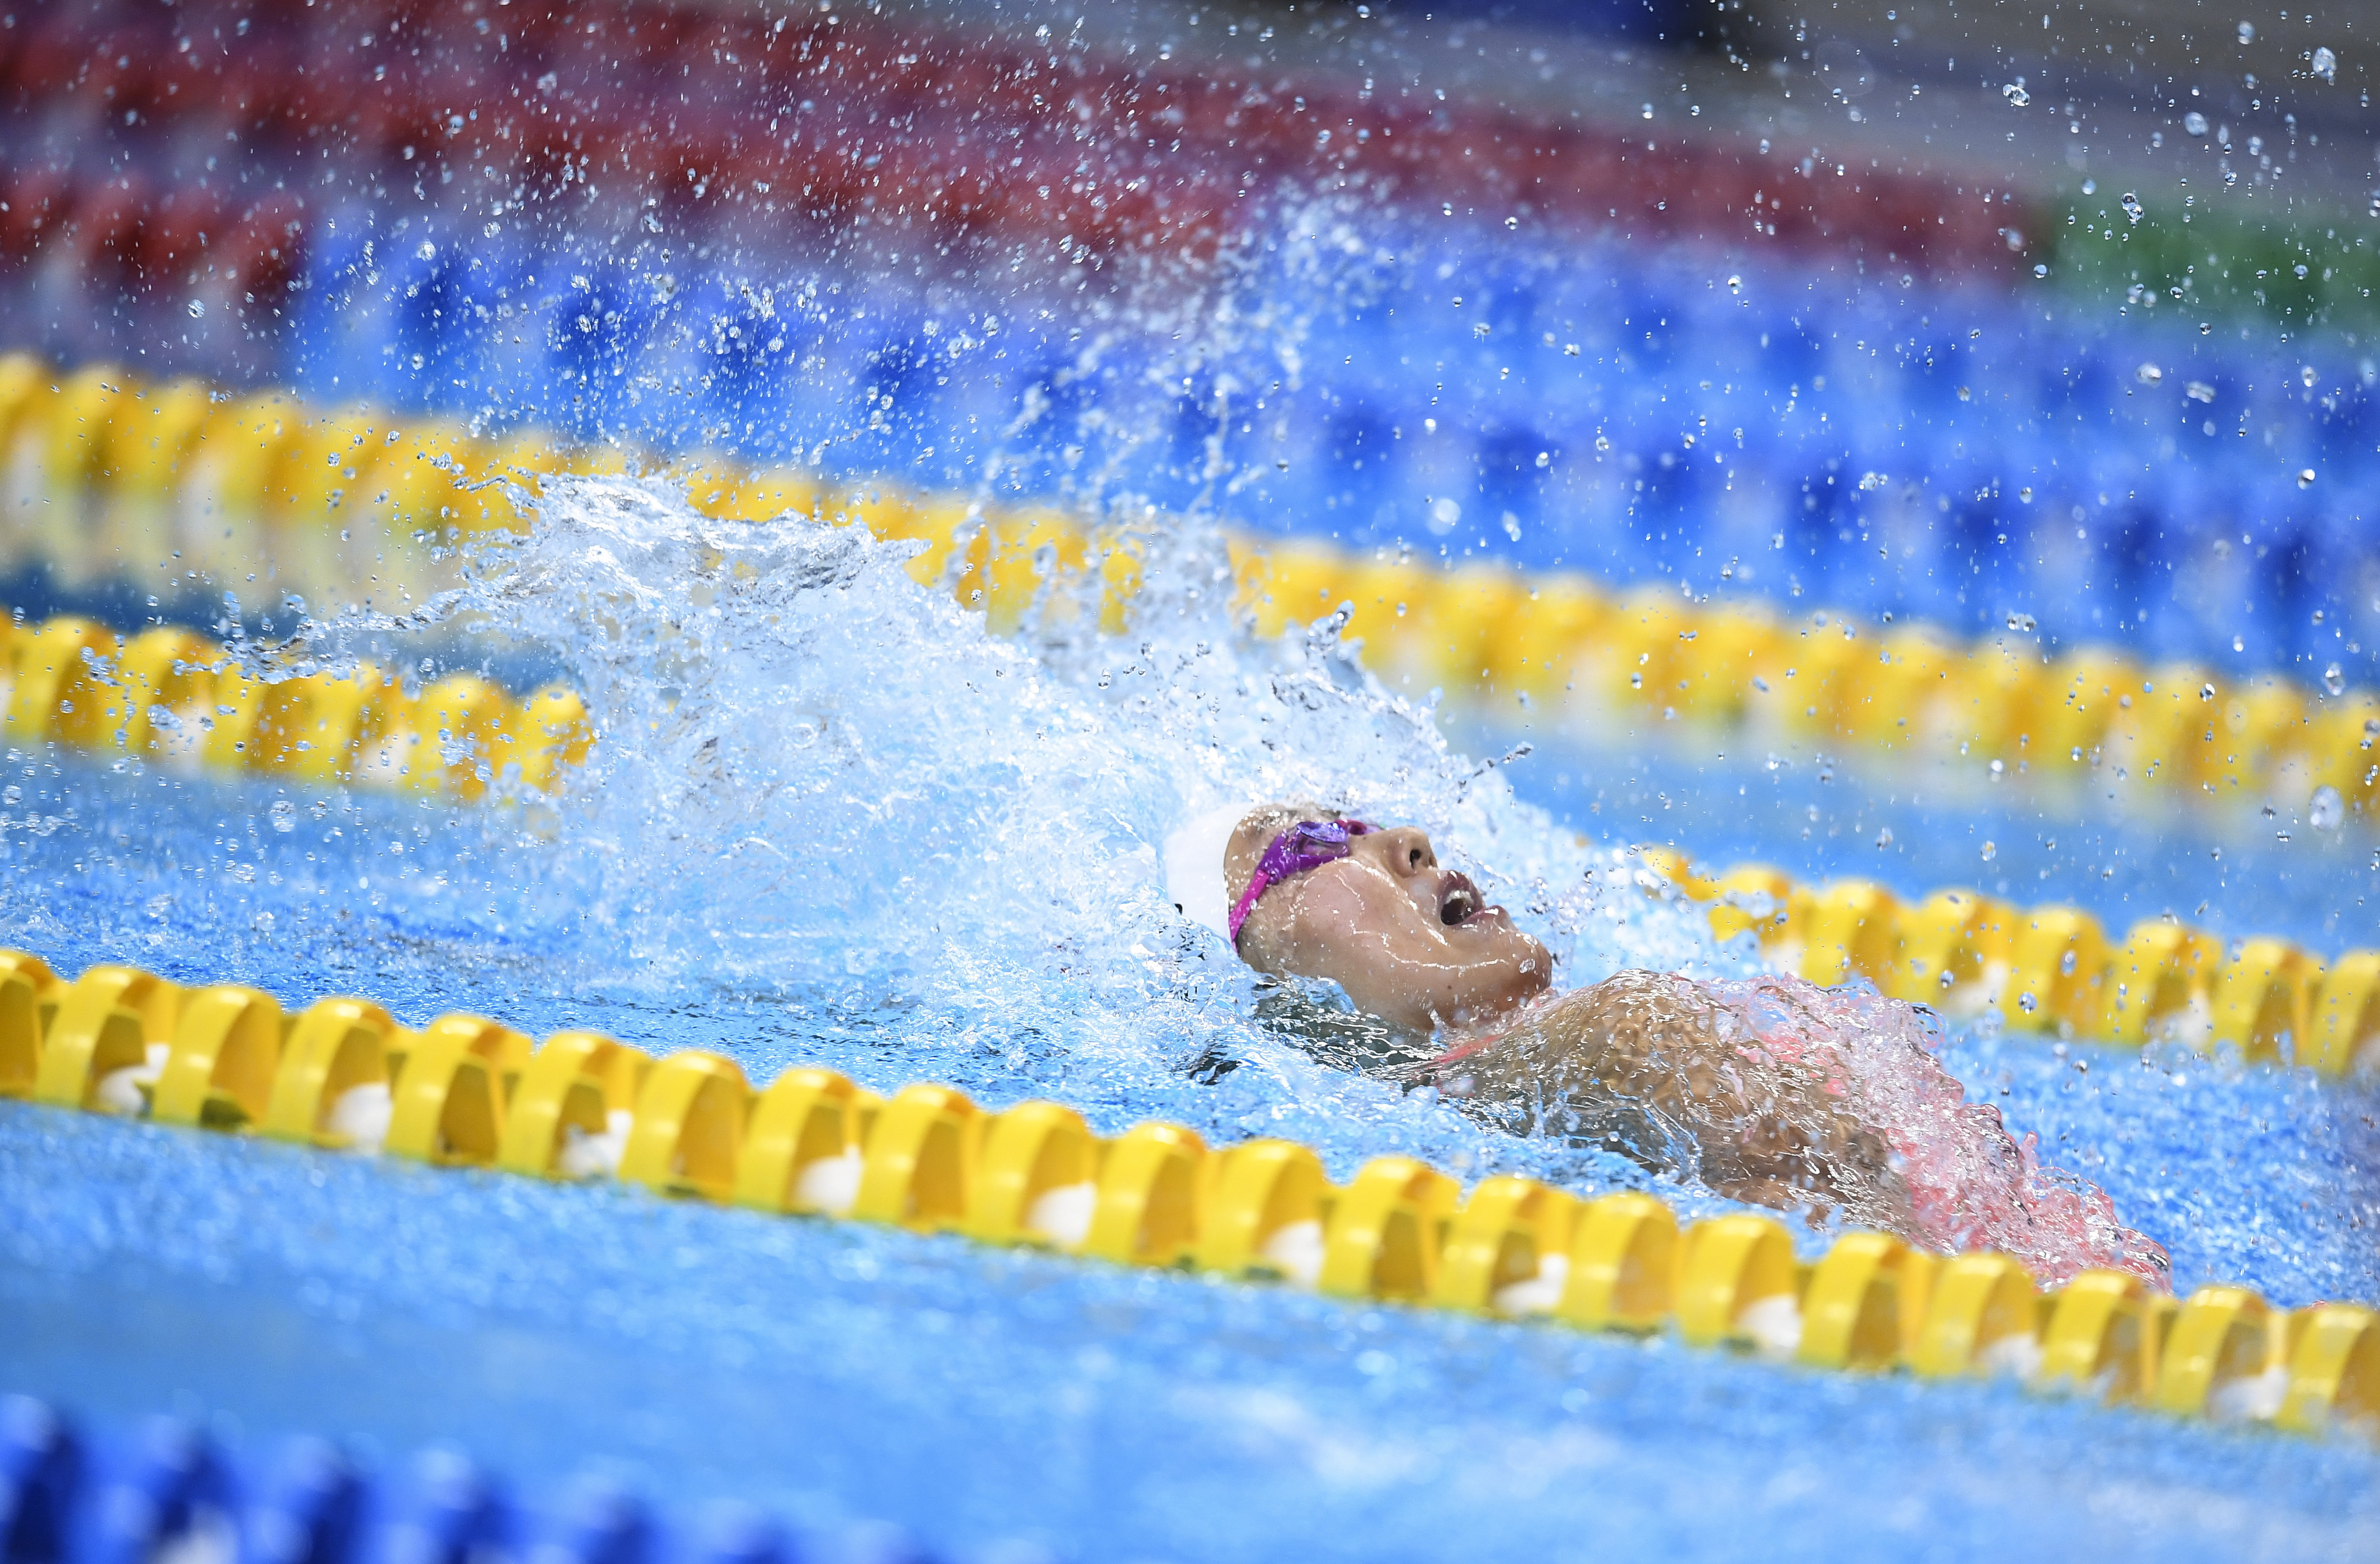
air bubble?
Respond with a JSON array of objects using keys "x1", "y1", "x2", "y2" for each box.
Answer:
[
  {"x1": 2310, "y1": 785, "x2": 2345, "y2": 832},
  {"x1": 2324, "y1": 663, "x2": 2347, "y2": 697}
]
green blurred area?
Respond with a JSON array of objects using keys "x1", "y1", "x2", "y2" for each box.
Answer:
[{"x1": 2047, "y1": 196, "x2": 2380, "y2": 340}]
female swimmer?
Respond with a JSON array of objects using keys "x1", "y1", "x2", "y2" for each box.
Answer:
[{"x1": 1196, "y1": 802, "x2": 2167, "y2": 1288}]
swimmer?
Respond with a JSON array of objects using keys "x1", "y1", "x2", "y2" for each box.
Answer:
[{"x1": 1187, "y1": 801, "x2": 2167, "y2": 1288}]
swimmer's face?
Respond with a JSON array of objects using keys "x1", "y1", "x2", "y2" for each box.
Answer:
[{"x1": 1228, "y1": 815, "x2": 1551, "y2": 1037}]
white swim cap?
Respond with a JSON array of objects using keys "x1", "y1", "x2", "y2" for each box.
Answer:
[{"x1": 1161, "y1": 804, "x2": 1249, "y2": 942}]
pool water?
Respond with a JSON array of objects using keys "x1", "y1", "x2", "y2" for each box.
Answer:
[{"x1": 4, "y1": 476, "x2": 2379, "y2": 1561}]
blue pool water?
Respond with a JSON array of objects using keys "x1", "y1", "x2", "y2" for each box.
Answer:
[{"x1": 5, "y1": 479, "x2": 2379, "y2": 1561}]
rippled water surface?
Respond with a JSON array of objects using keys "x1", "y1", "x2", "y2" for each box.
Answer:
[{"x1": 4, "y1": 480, "x2": 2378, "y2": 1560}]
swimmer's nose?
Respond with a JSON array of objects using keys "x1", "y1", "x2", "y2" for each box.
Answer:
[{"x1": 1372, "y1": 826, "x2": 1436, "y2": 877}]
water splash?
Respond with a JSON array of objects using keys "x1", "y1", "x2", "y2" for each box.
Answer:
[
  {"x1": 288, "y1": 472, "x2": 2148, "y2": 1278},
  {"x1": 1714, "y1": 975, "x2": 2169, "y2": 1288}
]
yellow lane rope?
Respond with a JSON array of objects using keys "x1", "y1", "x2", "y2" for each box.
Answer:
[
  {"x1": 0, "y1": 612, "x2": 590, "y2": 801},
  {"x1": 1233, "y1": 538, "x2": 2380, "y2": 832},
  {"x1": 3, "y1": 947, "x2": 2374, "y2": 1439},
  {"x1": 1634, "y1": 847, "x2": 2380, "y2": 1078},
  {"x1": 13, "y1": 349, "x2": 2374, "y2": 836}
]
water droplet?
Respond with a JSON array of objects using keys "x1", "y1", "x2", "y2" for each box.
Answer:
[
  {"x1": 2018, "y1": 991, "x2": 2039, "y2": 1013},
  {"x1": 2298, "y1": 468, "x2": 2318, "y2": 488},
  {"x1": 269, "y1": 799, "x2": 297, "y2": 833},
  {"x1": 2002, "y1": 82, "x2": 2031, "y2": 107},
  {"x1": 1727, "y1": 275, "x2": 1742, "y2": 293},
  {"x1": 2237, "y1": 20, "x2": 2255, "y2": 43},
  {"x1": 2059, "y1": 949, "x2": 2078, "y2": 976},
  {"x1": 2033, "y1": 263, "x2": 2049, "y2": 278},
  {"x1": 2120, "y1": 192, "x2": 2144, "y2": 225},
  {"x1": 2185, "y1": 110, "x2": 2209, "y2": 136},
  {"x1": 2314, "y1": 45, "x2": 2337, "y2": 82},
  {"x1": 2302, "y1": 365, "x2": 2320, "y2": 389},
  {"x1": 186, "y1": 299, "x2": 205, "y2": 319},
  {"x1": 2310, "y1": 785, "x2": 2346, "y2": 832},
  {"x1": 2324, "y1": 663, "x2": 2347, "y2": 697},
  {"x1": 1426, "y1": 497, "x2": 1461, "y2": 534},
  {"x1": 417, "y1": 241, "x2": 437, "y2": 261},
  {"x1": 1980, "y1": 840, "x2": 1997, "y2": 862},
  {"x1": 1874, "y1": 826, "x2": 1894, "y2": 849},
  {"x1": 2135, "y1": 363, "x2": 2162, "y2": 385},
  {"x1": 2200, "y1": 683, "x2": 2217, "y2": 701}
]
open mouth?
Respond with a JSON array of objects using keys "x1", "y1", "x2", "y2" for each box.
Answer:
[{"x1": 1437, "y1": 871, "x2": 1486, "y2": 927}]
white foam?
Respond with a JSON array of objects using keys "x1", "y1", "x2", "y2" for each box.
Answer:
[
  {"x1": 1260, "y1": 1218, "x2": 1326, "y2": 1288},
  {"x1": 1025, "y1": 1179, "x2": 1101, "y2": 1248},
  {"x1": 325, "y1": 1082, "x2": 393, "y2": 1154}
]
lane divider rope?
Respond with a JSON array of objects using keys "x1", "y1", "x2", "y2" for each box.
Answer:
[
  {"x1": 0, "y1": 609, "x2": 590, "y2": 802},
  {"x1": 1632, "y1": 846, "x2": 2380, "y2": 1078},
  {"x1": 0, "y1": 1389, "x2": 964, "y2": 1564},
  {"x1": 12, "y1": 351, "x2": 2378, "y2": 834},
  {"x1": 1234, "y1": 537, "x2": 2380, "y2": 833},
  {"x1": 2, "y1": 947, "x2": 2376, "y2": 1440},
  {"x1": 3, "y1": 353, "x2": 2374, "y2": 1079}
]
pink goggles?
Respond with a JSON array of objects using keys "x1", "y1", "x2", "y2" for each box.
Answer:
[{"x1": 1228, "y1": 819, "x2": 1374, "y2": 945}]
